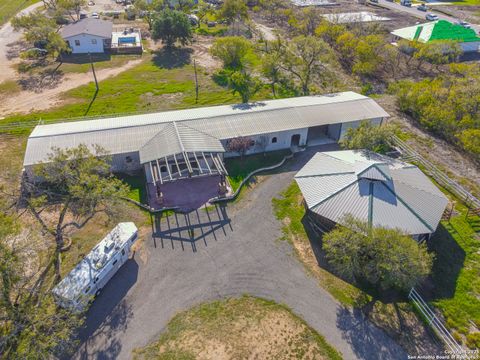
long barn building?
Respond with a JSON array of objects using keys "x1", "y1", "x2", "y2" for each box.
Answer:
[{"x1": 23, "y1": 92, "x2": 389, "y2": 209}]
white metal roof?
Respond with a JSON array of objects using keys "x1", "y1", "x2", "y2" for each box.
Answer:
[
  {"x1": 139, "y1": 122, "x2": 225, "y2": 163},
  {"x1": 52, "y1": 222, "x2": 137, "y2": 302},
  {"x1": 24, "y1": 92, "x2": 389, "y2": 166},
  {"x1": 295, "y1": 150, "x2": 448, "y2": 235},
  {"x1": 323, "y1": 11, "x2": 391, "y2": 24}
]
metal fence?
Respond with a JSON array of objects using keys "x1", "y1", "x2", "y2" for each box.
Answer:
[
  {"x1": 408, "y1": 288, "x2": 463, "y2": 354},
  {"x1": 389, "y1": 135, "x2": 480, "y2": 209}
]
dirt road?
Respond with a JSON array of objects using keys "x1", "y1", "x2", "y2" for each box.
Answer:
[
  {"x1": 0, "y1": 2, "x2": 43, "y2": 84},
  {"x1": 0, "y1": 58, "x2": 143, "y2": 116}
]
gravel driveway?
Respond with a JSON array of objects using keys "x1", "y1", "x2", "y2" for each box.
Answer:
[{"x1": 76, "y1": 145, "x2": 406, "y2": 360}]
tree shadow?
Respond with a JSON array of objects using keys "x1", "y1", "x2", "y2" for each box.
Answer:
[
  {"x1": 5, "y1": 40, "x2": 29, "y2": 60},
  {"x1": 75, "y1": 259, "x2": 138, "y2": 359},
  {"x1": 336, "y1": 306, "x2": 406, "y2": 360},
  {"x1": 18, "y1": 67, "x2": 65, "y2": 93},
  {"x1": 152, "y1": 47, "x2": 192, "y2": 69},
  {"x1": 84, "y1": 88, "x2": 99, "y2": 116},
  {"x1": 421, "y1": 223, "x2": 466, "y2": 301}
]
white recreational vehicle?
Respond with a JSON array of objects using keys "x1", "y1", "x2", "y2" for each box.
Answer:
[{"x1": 52, "y1": 222, "x2": 138, "y2": 311}]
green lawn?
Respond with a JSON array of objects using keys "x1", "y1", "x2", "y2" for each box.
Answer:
[
  {"x1": 116, "y1": 173, "x2": 148, "y2": 204},
  {"x1": 0, "y1": 0, "x2": 38, "y2": 26},
  {"x1": 133, "y1": 296, "x2": 342, "y2": 360},
  {"x1": 429, "y1": 202, "x2": 480, "y2": 348},
  {"x1": 225, "y1": 150, "x2": 290, "y2": 191}
]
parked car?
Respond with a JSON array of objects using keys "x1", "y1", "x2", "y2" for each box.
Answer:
[
  {"x1": 400, "y1": 0, "x2": 412, "y2": 7},
  {"x1": 456, "y1": 20, "x2": 471, "y2": 29},
  {"x1": 24, "y1": 48, "x2": 48, "y2": 58},
  {"x1": 87, "y1": 1, "x2": 95, "y2": 5},
  {"x1": 417, "y1": 3, "x2": 427, "y2": 11},
  {"x1": 187, "y1": 14, "x2": 199, "y2": 26},
  {"x1": 426, "y1": 13, "x2": 439, "y2": 21},
  {"x1": 370, "y1": 0, "x2": 378, "y2": 3}
]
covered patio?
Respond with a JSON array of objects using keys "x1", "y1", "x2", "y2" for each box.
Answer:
[
  {"x1": 147, "y1": 175, "x2": 224, "y2": 211},
  {"x1": 140, "y1": 122, "x2": 229, "y2": 211}
]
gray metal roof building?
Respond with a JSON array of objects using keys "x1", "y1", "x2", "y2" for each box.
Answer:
[
  {"x1": 24, "y1": 92, "x2": 389, "y2": 167},
  {"x1": 295, "y1": 150, "x2": 448, "y2": 236},
  {"x1": 60, "y1": 18, "x2": 113, "y2": 39}
]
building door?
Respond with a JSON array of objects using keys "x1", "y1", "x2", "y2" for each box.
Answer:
[{"x1": 291, "y1": 134, "x2": 301, "y2": 147}]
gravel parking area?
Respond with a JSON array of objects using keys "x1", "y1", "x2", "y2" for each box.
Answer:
[{"x1": 76, "y1": 145, "x2": 406, "y2": 360}]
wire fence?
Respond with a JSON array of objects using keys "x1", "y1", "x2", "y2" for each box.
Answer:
[
  {"x1": 389, "y1": 135, "x2": 480, "y2": 209},
  {"x1": 408, "y1": 288, "x2": 464, "y2": 354}
]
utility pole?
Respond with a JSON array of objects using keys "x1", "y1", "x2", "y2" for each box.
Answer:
[{"x1": 193, "y1": 58, "x2": 199, "y2": 104}]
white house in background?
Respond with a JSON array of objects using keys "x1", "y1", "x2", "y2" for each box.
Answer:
[{"x1": 61, "y1": 18, "x2": 113, "y2": 54}]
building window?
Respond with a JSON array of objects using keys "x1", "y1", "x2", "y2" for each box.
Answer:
[
  {"x1": 271, "y1": 137, "x2": 277, "y2": 144},
  {"x1": 160, "y1": 165, "x2": 167, "y2": 173},
  {"x1": 125, "y1": 156, "x2": 132, "y2": 163},
  {"x1": 74, "y1": 40, "x2": 80, "y2": 46},
  {"x1": 92, "y1": 39, "x2": 97, "y2": 44}
]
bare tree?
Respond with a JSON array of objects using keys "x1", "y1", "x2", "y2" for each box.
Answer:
[{"x1": 226, "y1": 136, "x2": 254, "y2": 159}]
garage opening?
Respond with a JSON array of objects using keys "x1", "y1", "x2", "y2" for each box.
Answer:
[{"x1": 307, "y1": 125, "x2": 337, "y2": 146}]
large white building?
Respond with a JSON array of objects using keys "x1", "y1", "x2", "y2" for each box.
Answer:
[
  {"x1": 61, "y1": 18, "x2": 113, "y2": 54},
  {"x1": 24, "y1": 92, "x2": 389, "y2": 208}
]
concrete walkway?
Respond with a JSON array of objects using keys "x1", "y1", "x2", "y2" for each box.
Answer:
[{"x1": 76, "y1": 146, "x2": 406, "y2": 360}]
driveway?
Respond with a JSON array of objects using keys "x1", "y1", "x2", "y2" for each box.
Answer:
[
  {"x1": 0, "y1": 2, "x2": 43, "y2": 84},
  {"x1": 76, "y1": 145, "x2": 406, "y2": 360}
]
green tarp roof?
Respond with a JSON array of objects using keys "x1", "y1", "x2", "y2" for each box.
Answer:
[{"x1": 392, "y1": 20, "x2": 480, "y2": 43}]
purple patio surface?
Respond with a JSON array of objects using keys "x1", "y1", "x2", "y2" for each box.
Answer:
[{"x1": 148, "y1": 175, "x2": 222, "y2": 211}]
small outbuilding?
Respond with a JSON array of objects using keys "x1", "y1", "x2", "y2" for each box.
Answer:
[
  {"x1": 295, "y1": 150, "x2": 448, "y2": 240},
  {"x1": 391, "y1": 20, "x2": 480, "y2": 53},
  {"x1": 61, "y1": 18, "x2": 113, "y2": 54}
]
